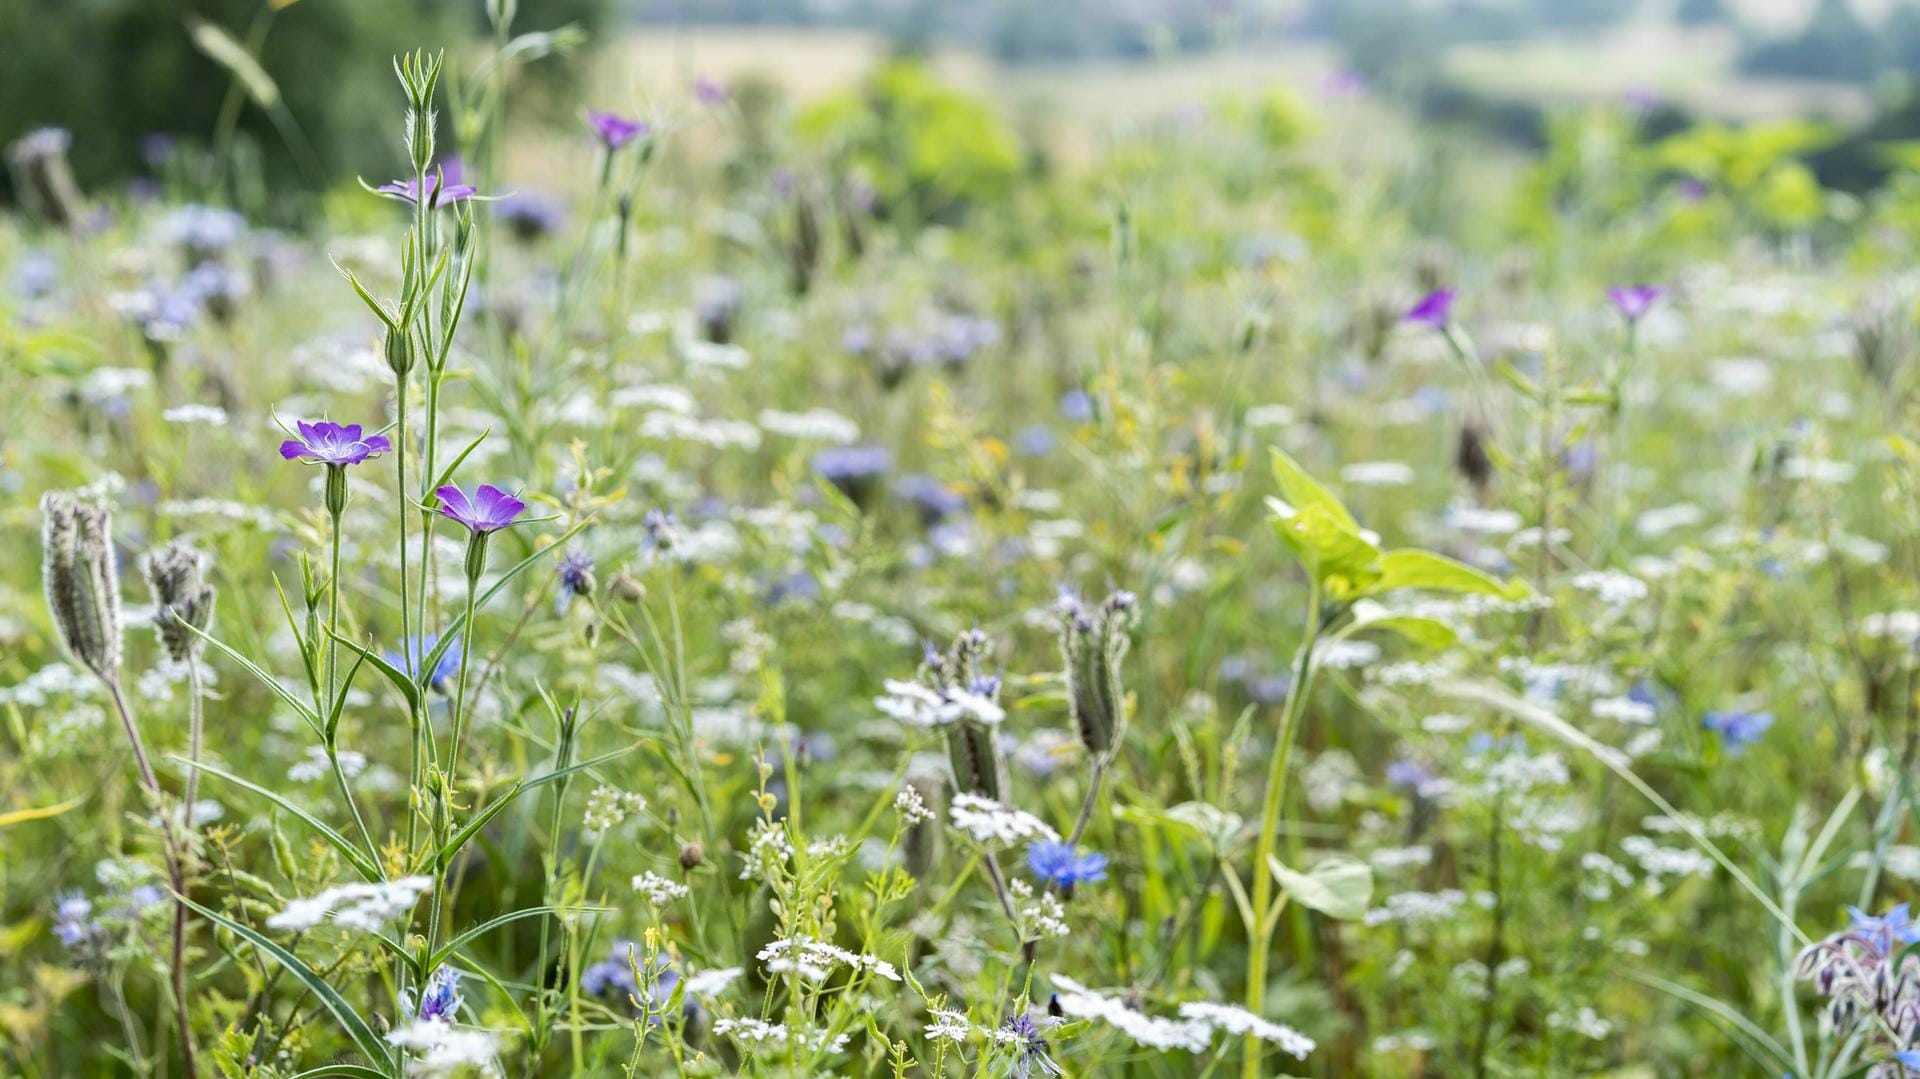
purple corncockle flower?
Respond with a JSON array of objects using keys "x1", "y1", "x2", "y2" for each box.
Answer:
[
  {"x1": 1702, "y1": 709, "x2": 1772, "y2": 754},
  {"x1": 279, "y1": 421, "x2": 391, "y2": 466},
  {"x1": 414, "y1": 965, "x2": 462, "y2": 1023},
  {"x1": 374, "y1": 167, "x2": 479, "y2": 209},
  {"x1": 694, "y1": 76, "x2": 729, "y2": 106},
  {"x1": 1405, "y1": 289, "x2": 1455, "y2": 330},
  {"x1": 1027, "y1": 841, "x2": 1108, "y2": 887},
  {"x1": 1608, "y1": 285, "x2": 1666, "y2": 323},
  {"x1": 435, "y1": 483, "x2": 527, "y2": 534},
  {"x1": 587, "y1": 110, "x2": 648, "y2": 150}
]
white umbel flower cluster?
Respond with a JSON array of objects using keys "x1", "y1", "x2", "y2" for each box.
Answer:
[
  {"x1": 632, "y1": 871, "x2": 690, "y2": 907},
  {"x1": 757, "y1": 935, "x2": 902, "y2": 984},
  {"x1": 876, "y1": 679, "x2": 1005, "y2": 728},
  {"x1": 948, "y1": 794, "x2": 1058, "y2": 846},
  {"x1": 1050, "y1": 978, "x2": 1316, "y2": 1060},
  {"x1": 267, "y1": 876, "x2": 433, "y2": 933},
  {"x1": 387, "y1": 1020, "x2": 501, "y2": 1078}
]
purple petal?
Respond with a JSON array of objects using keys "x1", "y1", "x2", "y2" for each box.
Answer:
[
  {"x1": 362, "y1": 434, "x2": 392, "y2": 455},
  {"x1": 436, "y1": 484, "x2": 474, "y2": 523},
  {"x1": 280, "y1": 439, "x2": 311, "y2": 461}
]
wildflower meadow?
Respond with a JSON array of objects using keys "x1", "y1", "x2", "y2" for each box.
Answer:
[{"x1": 11, "y1": 4, "x2": 1920, "y2": 1078}]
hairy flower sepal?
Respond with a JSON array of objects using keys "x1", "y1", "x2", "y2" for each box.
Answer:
[
  {"x1": 1058, "y1": 590, "x2": 1137, "y2": 764},
  {"x1": 41, "y1": 493, "x2": 123, "y2": 678}
]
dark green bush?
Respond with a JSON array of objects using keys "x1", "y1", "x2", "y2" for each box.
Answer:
[{"x1": 0, "y1": 0, "x2": 611, "y2": 209}]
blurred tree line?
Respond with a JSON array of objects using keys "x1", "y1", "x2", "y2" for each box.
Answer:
[{"x1": 0, "y1": 0, "x2": 609, "y2": 212}]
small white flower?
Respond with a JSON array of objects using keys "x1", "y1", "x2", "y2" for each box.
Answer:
[
  {"x1": 948, "y1": 794, "x2": 1059, "y2": 846},
  {"x1": 632, "y1": 871, "x2": 690, "y2": 907}
]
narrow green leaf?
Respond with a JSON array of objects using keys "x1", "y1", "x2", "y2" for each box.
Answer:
[
  {"x1": 179, "y1": 895, "x2": 393, "y2": 1072},
  {"x1": 175, "y1": 757, "x2": 381, "y2": 883},
  {"x1": 185, "y1": 16, "x2": 281, "y2": 107},
  {"x1": 183, "y1": 623, "x2": 320, "y2": 732},
  {"x1": 417, "y1": 519, "x2": 593, "y2": 681},
  {"x1": 327, "y1": 631, "x2": 421, "y2": 714},
  {"x1": 429, "y1": 905, "x2": 597, "y2": 970},
  {"x1": 426, "y1": 429, "x2": 492, "y2": 506}
]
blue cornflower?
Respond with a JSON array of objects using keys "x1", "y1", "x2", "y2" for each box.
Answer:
[
  {"x1": 1028, "y1": 841, "x2": 1108, "y2": 888},
  {"x1": 557, "y1": 547, "x2": 596, "y2": 600},
  {"x1": 581, "y1": 941, "x2": 641, "y2": 998},
  {"x1": 386, "y1": 633, "x2": 463, "y2": 694},
  {"x1": 53, "y1": 892, "x2": 97, "y2": 948},
  {"x1": 415, "y1": 965, "x2": 462, "y2": 1023},
  {"x1": 1895, "y1": 1048, "x2": 1920, "y2": 1072},
  {"x1": 1702, "y1": 709, "x2": 1773, "y2": 755},
  {"x1": 996, "y1": 1013, "x2": 1062, "y2": 1078},
  {"x1": 1847, "y1": 903, "x2": 1919, "y2": 951}
]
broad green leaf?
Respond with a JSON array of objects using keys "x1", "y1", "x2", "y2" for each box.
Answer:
[
  {"x1": 1345, "y1": 603, "x2": 1459, "y2": 649},
  {"x1": 176, "y1": 757, "x2": 381, "y2": 883},
  {"x1": 1267, "y1": 500, "x2": 1382, "y2": 595},
  {"x1": 181, "y1": 896, "x2": 393, "y2": 1071},
  {"x1": 1266, "y1": 854, "x2": 1372, "y2": 920},
  {"x1": 1370, "y1": 549, "x2": 1525, "y2": 600},
  {"x1": 1268, "y1": 447, "x2": 1358, "y2": 531},
  {"x1": 1114, "y1": 801, "x2": 1244, "y2": 854}
]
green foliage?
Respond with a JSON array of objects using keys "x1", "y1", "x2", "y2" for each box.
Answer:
[{"x1": 794, "y1": 60, "x2": 1023, "y2": 227}]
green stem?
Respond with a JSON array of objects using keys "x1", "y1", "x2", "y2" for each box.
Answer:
[{"x1": 1242, "y1": 577, "x2": 1321, "y2": 1079}]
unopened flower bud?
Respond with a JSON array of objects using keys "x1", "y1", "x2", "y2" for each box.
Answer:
[
  {"x1": 324, "y1": 464, "x2": 349, "y2": 519},
  {"x1": 41, "y1": 493, "x2": 123, "y2": 678},
  {"x1": 610, "y1": 572, "x2": 646, "y2": 604},
  {"x1": 678, "y1": 842, "x2": 704, "y2": 871},
  {"x1": 384, "y1": 323, "x2": 414, "y2": 377}
]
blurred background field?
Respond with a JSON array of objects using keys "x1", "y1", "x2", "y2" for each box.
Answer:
[{"x1": 14, "y1": 1, "x2": 1920, "y2": 1078}]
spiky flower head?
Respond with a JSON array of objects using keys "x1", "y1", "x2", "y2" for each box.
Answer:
[
  {"x1": 143, "y1": 542, "x2": 215, "y2": 663},
  {"x1": 41, "y1": 492, "x2": 123, "y2": 679},
  {"x1": 1057, "y1": 588, "x2": 1138, "y2": 763}
]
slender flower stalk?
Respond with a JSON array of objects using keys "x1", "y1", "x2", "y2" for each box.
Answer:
[
  {"x1": 42, "y1": 495, "x2": 198, "y2": 1079},
  {"x1": 1243, "y1": 577, "x2": 1322, "y2": 1079}
]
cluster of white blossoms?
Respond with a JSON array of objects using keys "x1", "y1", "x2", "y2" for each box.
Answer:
[
  {"x1": 1176, "y1": 1002, "x2": 1316, "y2": 1060},
  {"x1": 632, "y1": 871, "x2": 689, "y2": 907},
  {"x1": 876, "y1": 679, "x2": 1005, "y2": 728},
  {"x1": 267, "y1": 876, "x2": 433, "y2": 933},
  {"x1": 756, "y1": 935, "x2": 901, "y2": 984},
  {"x1": 923, "y1": 1009, "x2": 973, "y2": 1044},
  {"x1": 712, "y1": 1017, "x2": 851, "y2": 1054},
  {"x1": 894, "y1": 785, "x2": 936, "y2": 826},
  {"x1": 1050, "y1": 977, "x2": 1314, "y2": 1059},
  {"x1": 1009, "y1": 879, "x2": 1069, "y2": 938},
  {"x1": 387, "y1": 1021, "x2": 501, "y2": 1078},
  {"x1": 948, "y1": 794, "x2": 1059, "y2": 846},
  {"x1": 756, "y1": 406, "x2": 861, "y2": 444},
  {"x1": 583, "y1": 786, "x2": 647, "y2": 834}
]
